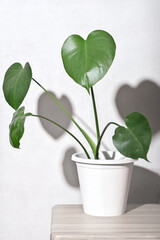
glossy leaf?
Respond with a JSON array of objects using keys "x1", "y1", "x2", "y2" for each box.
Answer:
[
  {"x1": 112, "y1": 112, "x2": 152, "y2": 161},
  {"x1": 3, "y1": 62, "x2": 32, "y2": 110},
  {"x1": 61, "y1": 30, "x2": 116, "y2": 92},
  {"x1": 9, "y1": 107, "x2": 29, "y2": 148}
]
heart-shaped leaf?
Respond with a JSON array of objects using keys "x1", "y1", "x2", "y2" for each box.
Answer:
[
  {"x1": 112, "y1": 112, "x2": 152, "y2": 161},
  {"x1": 3, "y1": 62, "x2": 32, "y2": 110},
  {"x1": 61, "y1": 30, "x2": 116, "y2": 92},
  {"x1": 9, "y1": 107, "x2": 30, "y2": 148}
]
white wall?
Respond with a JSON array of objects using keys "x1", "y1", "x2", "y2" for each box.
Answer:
[{"x1": 0, "y1": 0, "x2": 160, "y2": 239}]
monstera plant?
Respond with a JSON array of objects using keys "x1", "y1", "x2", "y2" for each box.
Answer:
[{"x1": 3, "y1": 30, "x2": 152, "y2": 161}]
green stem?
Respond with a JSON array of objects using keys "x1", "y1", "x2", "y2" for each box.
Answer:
[
  {"x1": 91, "y1": 87, "x2": 100, "y2": 144},
  {"x1": 29, "y1": 113, "x2": 90, "y2": 159},
  {"x1": 32, "y1": 77, "x2": 96, "y2": 155},
  {"x1": 95, "y1": 122, "x2": 120, "y2": 159}
]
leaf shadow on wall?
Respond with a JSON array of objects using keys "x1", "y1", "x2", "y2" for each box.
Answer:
[
  {"x1": 37, "y1": 91, "x2": 79, "y2": 187},
  {"x1": 62, "y1": 147, "x2": 79, "y2": 188},
  {"x1": 115, "y1": 80, "x2": 160, "y2": 135},
  {"x1": 37, "y1": 91, "x2": 73, "y2": 139},
  {"x1": 115, "y1": 79, "x2": 160, "y2": 203}
]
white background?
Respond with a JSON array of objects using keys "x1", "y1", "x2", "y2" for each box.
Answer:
[{"x1": 0, "y1": 0, "x2": 160, "y2": 239}]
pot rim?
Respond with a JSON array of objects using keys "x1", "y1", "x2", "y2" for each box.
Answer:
[{"x1": 72, "y1": 151, "x2": 136, "y2": 165}]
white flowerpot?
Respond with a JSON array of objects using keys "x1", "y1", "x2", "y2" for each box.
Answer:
[{"x1": 72, "y1": 151, "x2": 135, "y2": 216}]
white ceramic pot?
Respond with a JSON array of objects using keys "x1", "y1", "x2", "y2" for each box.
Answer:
[{"x1": 72, "y1": 151, "x2": 135, "y2": 217}]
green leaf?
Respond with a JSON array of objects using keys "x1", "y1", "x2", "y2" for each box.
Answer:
[
  {"x1": 61, "y1": 30, "x2": 116, "y2": 92},
  {"x1": 9, "y1": 107, "x2": 28, "y2": 148},
  {"x1": 112, "y1": 112, "x2": 152, "y2": 161},
  {"x1": 3, "y1": 62, "x2": 32, "y2": 110}
]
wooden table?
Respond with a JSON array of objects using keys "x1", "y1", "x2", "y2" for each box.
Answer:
[{"x1": 50, "y1": 204, "x2": 160, "y2": 240}]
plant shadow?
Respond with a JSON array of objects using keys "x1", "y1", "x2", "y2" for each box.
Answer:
[
  {"x1": 62, "y1": 147, "x2": 79, "y2": 188},
  {"x1": 37, "y1": 91, "x2": 73, "y2": 139},
  {"x1": 115, "y1": 79, "x2": 160, "y2": 135},
  {"x1": 115, "y1": 79, "x2": 160, "y2": 210}
]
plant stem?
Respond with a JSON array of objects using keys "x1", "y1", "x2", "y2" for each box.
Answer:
[
  {"x1": 29, "y1": 113, "x2": 90, "y2": 159},
  {"x1": 32, "y1": 77, "x2": 96, "y2": 155},
  {"x1": 95, "y1": 122, "x2": 120, "y2": 159},
  {"x1": 91, "y1": 87, "x2": 100, "y2": 144}
]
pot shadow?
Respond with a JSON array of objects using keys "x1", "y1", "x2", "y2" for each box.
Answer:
[
  {"x1": 37, "y1": 91, "x2": 73, "y2": 139},
  {"x1": 126, "y1": 166, "x2": 160, "y2": 212},
  {"x1": 128, "y1": 166, "x2": 160, "y2": 204},
  {"x1": 115, "y1": 79, "x2": 160, "y2": 135}
]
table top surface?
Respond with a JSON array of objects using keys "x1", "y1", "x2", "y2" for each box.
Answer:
[{"x1": 51, "y1": 204, "x2": 160, "y2": 239}]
